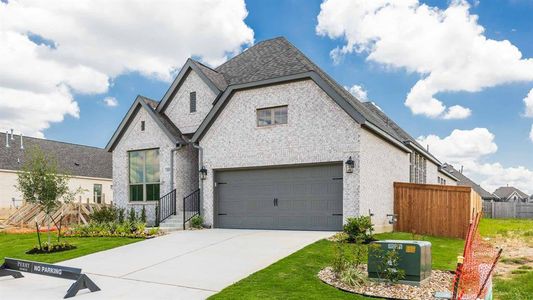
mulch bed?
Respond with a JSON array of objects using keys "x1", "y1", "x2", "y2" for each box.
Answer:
[{"x1": 318, "y1": 266, "x2": 454, "y2": 300}]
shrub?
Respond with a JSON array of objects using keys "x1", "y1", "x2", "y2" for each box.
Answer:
[
  {"x1": 343, "y1": 216, "x2": 374, "y2": 243},
  {"x1": 140, "y1": 206, "x2": 147, "y2": 223},
  {"x1": 340, "y1": 265, "x2": 367, "y2": 287},
  {"x1": 148, "y1": 227, "x2": 160, "y2": 236},
  {"x1": 26, "y1": 242, "x2": 76, "y2": 254},
  {"x1": 190, "y1": 215, "x2": 203, "y2": 229},
  {"x1": 129, "y1": 207, "x2": 137, "y2": 223},
  {"x1": 369, "y1": 244, "x2": 406, "y2": 284},
  {"x1": 332, "y1": 243, "x2": 349, "y2": 274},
  {"x1": 118, "y1": 208, "x2": 125, "y2": 223},
  {"x1": 92, "y1": 206, "x2": 118, "y2": 223}
]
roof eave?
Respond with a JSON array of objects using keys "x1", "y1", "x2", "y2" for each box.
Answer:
[
  {"x1": 438, "y1": 167, "x2": 459, "y2": 181},
  {"x1": 361, "y1": 122, "x2": 412, "y2": 153},
  {"x1": 405, "y1": 141, "x2": 442, "y2": 165}
]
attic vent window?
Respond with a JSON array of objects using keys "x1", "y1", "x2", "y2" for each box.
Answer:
[
  {"x1": 141, "y1": 121, "x2": 145, "y2": 131},
  {"x1": 190, "y1": 92, "x2": 197, "y2": 113}
]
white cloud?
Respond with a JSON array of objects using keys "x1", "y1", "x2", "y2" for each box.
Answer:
[
  {"x1": 442, "y1": 105, "x2": 472, "y2": 120},
  {"x1": 103, "y1": 97, "x2": 118, "y2": 107},
  {"x1": 524, "y1": 88, "x2": 533, "y2": 117},
  {"x1": 316, "y1": 0, "x2": 533, "y2": 119},
  {"x1": 417, "y1": 128, "x2": 497, "y2": 162},
  {"x1": 418, "y1": 128, "x2": 533, "y2": 194},
  {"x1": 345, "y1": 84, "x2": 368, "y2": 101},
  {"x1": 0, "y1": 0, "x2": 254, "y2": 137}
]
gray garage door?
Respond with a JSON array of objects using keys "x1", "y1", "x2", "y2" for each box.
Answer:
[{"x1": 215, "y1": 164, "x2": 343, "y2": 231}]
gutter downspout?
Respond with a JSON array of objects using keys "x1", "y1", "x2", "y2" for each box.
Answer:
[{"x1": 192, "y1": 142, "x2": 203, "y2": 216}]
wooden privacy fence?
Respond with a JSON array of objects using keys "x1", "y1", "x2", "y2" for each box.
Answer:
[
  {"x1": 394, "y1": 182, "x2": 482, "y2": 239},
  {"x1": 483, "y1": 201, "x2": 533, "y2": 219}
]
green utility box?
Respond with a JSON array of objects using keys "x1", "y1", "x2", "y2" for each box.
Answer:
[{"x1": 368, "y1": 240, "x2": 431, "y2": 285}]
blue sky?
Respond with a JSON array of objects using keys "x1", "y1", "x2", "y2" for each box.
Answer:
[{"x1": 1, "y1": 0, "x2": 532, "y2": 192}]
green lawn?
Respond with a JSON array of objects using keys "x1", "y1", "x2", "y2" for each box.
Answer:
[
  {"x1": 210, "y1": 233, "x2": 464, "y2": 300},
  {"x1": 478, "y1": 218, "x2": 533, "y2": 237},
  {"x1": 494, "y1": 270, "x2": 533, "y2": 300},
  {"x1": 211, "y1": 219, "x2": 533, "y2": 300},
  {"x1": 0, "y1": 232, "x2": 140, "y2": 264}
]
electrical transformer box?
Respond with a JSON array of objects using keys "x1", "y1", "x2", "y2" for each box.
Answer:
[{"x1": 368, "y1": 240, "x2": 432, "y2": 285}]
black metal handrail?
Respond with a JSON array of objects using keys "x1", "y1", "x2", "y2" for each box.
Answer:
[
  {"x1": 183, "y1": 189, "x2": 200, "y2": 229},
  {"x1": 157, "y1": 189, "x2": 176, "y2": 225}
]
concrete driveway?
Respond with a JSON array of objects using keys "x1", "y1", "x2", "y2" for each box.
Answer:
[{"x1": 0, "y1": 229, "x2": 333, "y2": 299}]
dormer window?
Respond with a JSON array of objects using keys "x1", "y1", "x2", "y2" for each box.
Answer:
[
  {"x1": 190, "y1": 92, "x2": 197, "y2": 113},
  {"x1": 257, "y1": 105, "x2": 288, "y2": 127}
]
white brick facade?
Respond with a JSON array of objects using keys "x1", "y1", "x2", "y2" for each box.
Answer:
[
  {"x1": 359, "y1": 129, "x2": 410, "y2": 232},
  {"x1": 112, "y1": 106, "x2": 197, "y2": 225},
  {"x1": 199, "y1": 80, "x2": 365, "y2": 227},
  {"x1": 164, "y1": 70, "x2": 217, "y2": 134}
]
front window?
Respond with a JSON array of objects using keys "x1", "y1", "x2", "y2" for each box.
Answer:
[
  {"x1": 93, "y1": 184, "x2": 102, "y2": 203},
  {"x1": 257, "y1": 106, "x2": 288, "y2": 127},
  {"x1": 129, "y1": 149, "x2": 160, "y2": 201}
]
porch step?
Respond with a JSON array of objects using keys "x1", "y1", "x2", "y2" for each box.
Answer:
[{"x1": 158, "y1": 212, "x2": 188, "y2": 232}]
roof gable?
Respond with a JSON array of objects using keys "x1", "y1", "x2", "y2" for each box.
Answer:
[
  {"x1": 105, "y1": 95, "x2": 184, "y2": 152},
  {"x1": 493, "y1": 186, "x2": 529, "y2": 199},
  {"x1": 157, "y1": 59, "x2": 224, "y2": 113},
  {"x1": 190, "y1": 37, "x2": 411, "y2": 153}
]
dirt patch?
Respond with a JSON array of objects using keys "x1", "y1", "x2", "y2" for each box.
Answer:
[
  {"x1": 488, "y1": 236, "x2": 533, "y2": 278},
  {"x1": 318, "y1": 266, "x2": 454, "y2": 300}
]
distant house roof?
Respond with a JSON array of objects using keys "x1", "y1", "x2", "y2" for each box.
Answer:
[
  {"x1": 0, "y1": 132, "x2": 111, "y2": 179},
  {"x1": 441, "y1": 164, "x2": 495, "y2": 199},
  {"x1": 493, "y1": 186, "x2": 529, "y2": 199}
]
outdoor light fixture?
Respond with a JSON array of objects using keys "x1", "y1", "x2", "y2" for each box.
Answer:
[
  {"x1": 345, "y1": 156, "x2": 354, "y2": 173},
  {"x1": 199, "y1": 166, "x2": 208, "y2": 180}
]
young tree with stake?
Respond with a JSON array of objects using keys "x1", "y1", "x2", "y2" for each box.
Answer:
[{"x1": 16, "y1": 146, "x2": 77, "y2": 250}]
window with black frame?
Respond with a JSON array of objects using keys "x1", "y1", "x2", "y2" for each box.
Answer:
[{"x1": 129, "y1": 149, "x2": 160, "y2": 201}]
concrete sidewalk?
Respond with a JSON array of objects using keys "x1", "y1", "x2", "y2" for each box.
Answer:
[{"x1": 0, "y1": 229, "x2": 333, "y2": 299}]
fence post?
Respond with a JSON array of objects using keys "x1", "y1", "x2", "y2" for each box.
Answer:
[{"x1": 491, "y1": 201, "x2": 495, "y2": 218}]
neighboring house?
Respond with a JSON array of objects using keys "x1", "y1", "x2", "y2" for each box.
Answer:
[
  {"x1": 493, "y1": 186, "x2": 530, "y2": 202},
  {"x1": 0, "y1": 131, "x2": 113, "y2": 210},
  {"x1": 441, "y1": 164, "x2": 496, "y2": 201},
  {"x1": 106, "y1": 37, "x2": 455, "y2": 232}
]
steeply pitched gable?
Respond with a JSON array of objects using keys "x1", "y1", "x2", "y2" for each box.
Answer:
[{"x1": 105, "y1": 95, "x2": 184, "y2": 151}]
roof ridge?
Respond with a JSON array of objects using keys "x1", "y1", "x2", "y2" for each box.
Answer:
[
  {"x1": 191, "y1": 59, "x2": 219, "y2": 73},
  {"x1": 0, "y1": 131, "x2": 105, "y2": 150},
  {"x1": 214, "y1": 37, "x2": 285, "y2": 72},
  {"x1": 237, "y1": 41, "x2": 308, "y2": 83}
]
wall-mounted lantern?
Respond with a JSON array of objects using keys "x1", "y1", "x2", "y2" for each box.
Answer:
[
  {"x1": 345, "y1": 156, "x2": 355, "y2": 173},
  {"x1": 199, "y1": 166, "x2": 208, "y2": 180}
]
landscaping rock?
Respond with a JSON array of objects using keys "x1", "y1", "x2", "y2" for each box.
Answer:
[{"x1": 318, "y1": 266, "x2": 454, "y2": 300}]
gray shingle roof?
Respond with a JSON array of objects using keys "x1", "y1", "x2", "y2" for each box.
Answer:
[
  {"x1": 441, "y1": 164, "x2": 494, "y2": 199},
  {"x1": 211, "y1": 37, "x2": 405, "y2": 144},
  {"x1": 0, "y1": 132, "x2": 111, "y2": 178},
  {"x1": 493, "y1": 186, "x2": 529, "y2": 199},
  {"x1": 191, "y1": 60, "x2": 228, "y2": 91}
]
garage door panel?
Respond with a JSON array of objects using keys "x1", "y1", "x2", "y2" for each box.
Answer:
[{"x1": 216, "y1": 164, "x2": 343, "y2": 231}]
